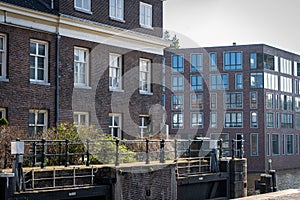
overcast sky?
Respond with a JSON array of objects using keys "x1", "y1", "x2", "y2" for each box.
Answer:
[{"x1": 163, "y1": 0, "x2": 300, "y2": 54}]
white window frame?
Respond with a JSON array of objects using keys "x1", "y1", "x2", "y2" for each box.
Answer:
[
  {"x1": 209, "y1": 52, "x2": 217, "y2": 71},
  {"x1": 30, "y1": 40, "x2": 48, "y2": 83},
  {"x1": 139, "y1": 58, "x2": 151, "y2": 94},
  {"x1": 210, "y1": 93, "x2": 217, "y2": 110},
  {"x1": 172, "y1": 112, "x2": 183, "y2": 129},
  {"x1": 190, "y1": 93, "x2": 204, "y2": 110},
  {"x1": 73, "y1": 112, "x2": 89, "y2": 127},
  {"x1": 235, "y1": 73, "x2": 243, "y2": 89},
  {"x1": 140, "y1": 2, "x2": 152, "y2": 28},
  {"x1": 191, "y1": 112, "x2": 203, "y2": 128},
  {"x1": 210, "y1": 112, "x2": 217, "y2": 128},
  {"x1": 286, "y1": 134, "x2": 294, "y2": 155},
  {"x1": 139, "y1": 115, "x2": 151, "y2": 138},
  {"x1": 272, "y1": 133, "x2": 280, "y2": 156},
  {"x1": 74, "y1": 47, "x2": 89, "y2": 88},
  {"x1": 29, "y1": 109, "x2": 48, "y2": 136},
  {"x1": 172, "y1": 94, "x2": 184, "y2": 110},
  {"x1": 109, "y1": 53, "x2": 122, "y2": 91},
  {"x1": 0, "y1": 33, "x2": 7, "y2": 80},
  {"x1": 110, "y1": 0, "x2": 124, "y2": 21},
  {"x1": 0, "y1": 108, "x2": 6, "y2": 119},
  {"x1": 109, "y1": 113, "x2": 122, "y2": 138},
  {"x1": 74, "y1": 0, "x2": 91, "y2": 13},
  {"x1": 172, "y1": 76, "x2": 184, "y2": 91},
  {"x1": 250, "y1": 111, "x2": 258, "y2": 128}
]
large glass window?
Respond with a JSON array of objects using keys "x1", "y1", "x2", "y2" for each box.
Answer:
[
  {"x1": 266, "y1": 113, "x2": 274, "y2": 128},
  {"x1": 266, "y1": 93, "x2": 274, "y2": 109},
  {"x1": 250, "y1": 92, "x2": 257, "y2": 109},
  {"x1": 224, "y1": 51, "x2": 242, "y2": 70},
  {"x1": 110, "y1": 0, "x2": 124, "y2": 20},
  {"x1": 73, "y1": 112, "x2": 89, "y2": 128},
  {"x1": 210, "y1": 112, "x2": 217, "y2": 128},
  {"x1": 190, "y1": 93, "x2": 203, "y2": 110},
  {"x1": 210, "y1": 93, "x2": 217, "y2": 109},
  {"x1": 190, "y1": 75, "x2": 203, "y2": 90},
  {"x1": 30, "y1": 40, "x2": 48, "y2": 83},
  {"x1": 286, "y1": 134, "x2": 294, "y2": 154},
  {"x1": 172, "y1": 76, "x2": 184, "y2": 91},
  {"x1": 280, "y1": 58, "x2": 292, "y2": 75},
  {"x1": 191, "y1": 113, "x2": 203, "y2": 128},
  {"x1": 75, "y1": 0, "x2": 91, "y2": 12},
  {"x1": 191, "y1": 54, "x2": 202, "y2": 72},
  {"x1": 172, "y1": 113, "x2": 183, "y2": 129},
  {"x1": 139, "y1": 58, "x2": 151, "y2": 93},
  {"x1": 171, "y1": 55, "x2": 183, "y2": 72},
  {"x1": 272, "y1": 134, "x2": 280, "y2": 155},
  {"x1": 250, "y1": 112, "x2": 258, "y2": 128},
  {"x1": 281, "y1": 113, "x2": 293, "y2": 129},
  {"x1": 280, "y1": 76, "x2": 292, "y2": 93},
  {"x1": 280, "y1": 94, "x2": 293, "y2": 111},
  {"x1": 74, "y1": 47, "x2": 89, "y2": 87},
  {"x1": 250, "y1": 73, "x2": 263, "y2": 88},
  {"x1": 224, "y1": 93, "x2": 243, "y2": 109},
  {"x1": 235, "y1": 73, "x2": 243, "y2": 89},
  {"x1": 296, "y1": 114, "x2": 300, "y2": 130},
  {"x1": 264, "y1": 73, "x2": 278, "y2": 90},
  {"x1": 225, "y1": 112, "x2": 243, "y2": 128},
  {"x1": 109, "y1": 113, "x2": 122, "y2": 138},
  {"x1": 210, "y1": 74, "x2": 228, "y2": 90},
  {"x1": 109, "y1": 53, "x2": 122, "y2": 90},
  {"x1": 172, "y1": 94, "x2": 184, "y2": 110},
  {"x1": 29, "y1": 110, "x2": 48, "y2": 136},
  {"x1": 140, "y1": 2, "x2": 152, "y2": 28},
  {"x1": 263, "y1": 54, "x2": 275, "y2": 70},
  {"x1": 0, "y1": 33, "x2": 7, "y2": 79},
  {"x1": 210, "y1": 52, "x2": 217, "y2": 71},
  {"x1": 250, "y1": 53, "x2": 257, "y2": 69},
  {"x1": 250, "y1": 133, "x2": 258, "y2": 156}
]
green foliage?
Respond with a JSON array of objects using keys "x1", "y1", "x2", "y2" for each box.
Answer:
[{"x1": 0, "y1": 118, "x2": 8, "y2": 127}]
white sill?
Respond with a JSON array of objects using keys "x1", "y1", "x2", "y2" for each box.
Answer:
[
  {"x1": 109, "y1": 17, "x2": 125, "y2": 23},
  {"x1": 74, "y1": 85, "x2": 92, "y2": 89},
  {"x1": 139, "y1": 90, "x2": 153, "y2": 95},
  {"x1": 30, "y1": 80, "x2": 50, "y2": 86},
  {"x1": 0, "y1": 78, "x2": 9, "y2": 82},
  {"x1": 109, "y1": 88, "x2": 124, "y2": 92},
  {"x1": 140, "y1": 24, "x2": 153, "y2": 30},
  {"x1": 74, "y1": 7, "x2": 93, "y2": 15}
]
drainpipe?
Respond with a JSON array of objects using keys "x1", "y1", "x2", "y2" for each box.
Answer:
[{"x1": 55, "y1": 33, "x2": 61, "y2": 129}]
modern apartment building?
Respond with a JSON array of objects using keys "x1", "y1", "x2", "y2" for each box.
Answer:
[
  {"x1": 164, "y1": 44, "x2": 300, "y2": 171},
  {"x1": 0, "y1": 0, "x2": 168, "y2": 139}
]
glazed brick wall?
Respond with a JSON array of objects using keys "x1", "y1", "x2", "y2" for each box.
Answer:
[
  {"x1": 0, "y1": 24, "x2": 56, "y2": 135},
  {"x1": 59, "y1": 36, "x2": 163, "y2": 138},
  {"x1": 57, "y1": 0, "x2": 163, "y2": 38}
]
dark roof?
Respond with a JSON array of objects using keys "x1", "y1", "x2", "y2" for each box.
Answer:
[{"x1": 0, "y1": 0, "x2": 58, "y2": 14}]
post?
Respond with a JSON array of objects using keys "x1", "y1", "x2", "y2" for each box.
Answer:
[
  {"x1": 115, "y1": 139, "x2": 120, "y2": 166},
  {"x1": 160, "y1": 139, "x2": 165, "y2": 163},
  {"x1": 188, "y1": 139, "x2": 191, "y2": 158},
  {"x1": 65, "y1": 139, "x2": 69, "y2": 167},
  {"x1": 218, "y1": 139, "x2": 223, "y2": 159},
  {"x1": 41, "y1": 138, "x2": 46, "y2": 169},
  {"x1": 59, "y1": 141, "x2": 62, "y2": 166},
  {"x1": 174, "y1": 139, "x2": 178, "y2": 161},
  {"x1": 232, "y1": 139, "x2": 235, "y2": 159},
  {"x1": 32, "y1": 141, "x2": 36, "y2": 166},
  {"x1": 240, "y1": 135, "x2": 244, "y2": 159},
  {"x1": 146, "y1": 139, "x2": 150, "y2": 164},
  {"x1": 86, "y1": 139, "x2": 90, "y2": 166}
]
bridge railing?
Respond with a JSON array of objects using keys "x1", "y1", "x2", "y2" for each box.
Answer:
[{"x1": 16, "y1": 138, "x2": 225, "y2": 170}]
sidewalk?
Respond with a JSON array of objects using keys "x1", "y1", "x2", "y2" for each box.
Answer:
[{"x1": 235, "y1": 189, "x2": 300, "y2": 200}]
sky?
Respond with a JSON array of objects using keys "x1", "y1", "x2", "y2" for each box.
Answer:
[{"x1": 163, "y1": 0, "x2": 300, "y2": 54}]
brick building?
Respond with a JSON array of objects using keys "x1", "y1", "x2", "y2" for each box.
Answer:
[
  {"x1": 164, "y1": 44, "x2": 300, "y2": 171},
  {"x1": 0, "y1": 0, "x2": 168, "y2": 139}
]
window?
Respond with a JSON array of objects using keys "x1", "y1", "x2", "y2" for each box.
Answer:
[
  {"x1": 30, "y1": 40, "x2": 48, "y2": 83},
  {"x1": 296, "y1": 135, "x2": 299, "y2": 154},
  {"x1": 139, "y1": 115, "x2": 151, "y2": 138},
  {"x1": 109, "y1": 53, "x2": 122, "y2": 90},
  {"x1": 296, "y1": 114, "x2": 300, "y2": 130},
  {"x1": 264, "y1": 73, "x2": 278, "y2": 90},
  {"x1": 191, "y1": 54, "x2": 202, "y2": 72},
  {"x1": 172, "y1": 76, "x2": 184, "y2": 91},
  {"x1": 210, "y1": 74, "x2": 228, "y2": 90},
  {"x1": 266, "y1": 113, "x2": 274, "y2": 128},
  {"x1": 191, "y1": 113, "x2": 203, "y2": 128},
  {"x1": 281, "y1": 113, "x2": 293, "y2": 129},
  {"x1": 139, "y1": 58, "x2": 151, "y2": 93},
  {"x1": 282, "y1": 134, "x2": 285, "y2": 155},
  {"x1": 161, "y1": 94, "x2": 165, "y2": 107},
  {"x1": 171, "y1": 55, "x2": 183, "y2": 73},
  {"x1": 109, "y1": 113, "x2": 122, "y2": 138},
  {"x1": 140, "y1": 2, "x2": 152, "y2": 28},
  {"x1": 250, "y1": 112, "x2": 258, "y2": 128},
  {"x1": 224, "y1": 51, "x2": 242, "y2": 70},
  {"x1": 190, "y1": 75, "x2": 203, "y2": 90},
  {"x1": 286, "y1": 134, "x2": 294, "y2": 154},
  {"x1": 224, "y1": 93, "x2": 243, "y2": 109},
  {"x1": 280, "y1": 76, "x2": 292, "y2": 93},
  {"x1": 190, "y1": 93, "x2": 203, "y2": 110},
  {"x1": 210, "y1": 52, "x2": 217, "y2": 71},
  {"x1": 172, "y1": 94, "x2": 184, "y2": 110},
  {"x1": 280, "y1": 94, "x2": 293, "y2": 111},
  {"x1": 263, "y1": 54, "x2": 275, "y2": 70},
  {"x1": 280, "y1": 58, "x2": 292, "y2": 75},
  {"x1": 250, "y1": 92, "x2": 257, "y2": 109},
  {"x1": 235, "y1": 73, "x2": 243, "y2": 89},
  {"x1": 74, "y1": 0, "x2": 91, "y2": 12},
  {"x1": 297, "y1": 63, "x2": 300, "y2": 76},
  {"x1": 266, "y1": 93, "x2": 274, "y2": 109},
  {"x1": 29, "y1": 110, "x2": 48, "y2": 136},
  {"x1": 0, "y1": 108, "x2": 6, "y2": 119},
  {"x1": 225, "y1": 112, "x2": 243, "y2": 128},
  {"x1": 210, "y1": 93, "x2": 217, "y2": 109},
  {"x1": 73, "y1": 112, "x2": 89, "y2": 127},
  {"x1": 271, "y1": 134, "x2": 279, "y2": 155},
  {"x1": 266, "y1": 134, "x2": 270, "y2": 156},
  {"x1": 110, "y1": 0, "x2": 124, "y2": 21},
  {"x1": 0, "y1": 33, "x2": 7, "y2": 80},
  {"x1": 210, "y1": 112, "x2": 217, "y2": 128},
  {"x1": 74, "y1": 47, "x2": 89, "y2": 87},
  {"x1": 276, "y1": 113, "x2": 280, "y2": 128},
  {"x1": 250, "y1": 133, "x2": 258, "y2": 156},
  {"x1": 250, "y1": 73, "x2": 263, "y2": 88},
  {"x1": 294, "y1": 80, "x2": 300, "y2": 94},
  {"x1": 250, "y1": 53, "x2": 257, "y2": 69},
  {"x1": 172, "y1": 113, "x2": 183, "y2": 129}
]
